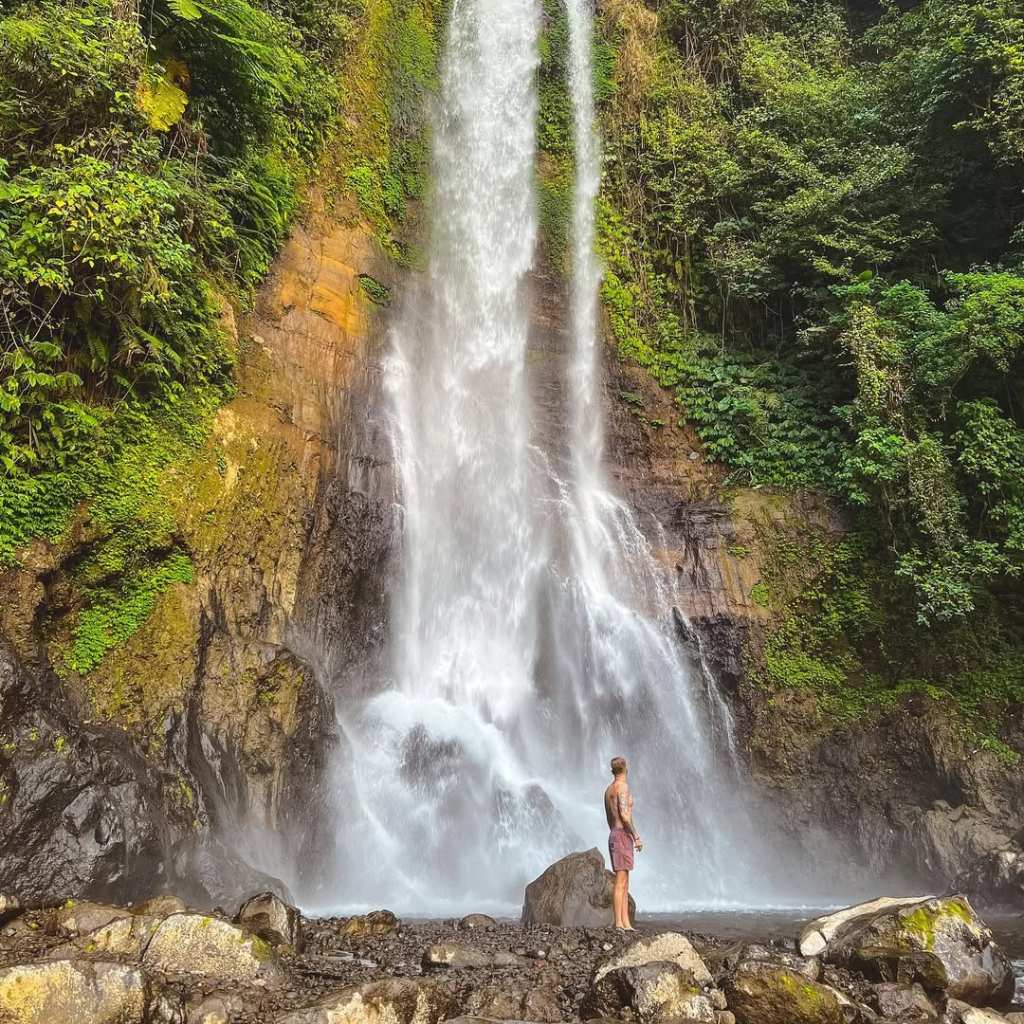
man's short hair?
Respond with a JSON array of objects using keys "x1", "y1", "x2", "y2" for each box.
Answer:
[{"x1": 610, "y1": 756, "x2": 627, "y2": 775}]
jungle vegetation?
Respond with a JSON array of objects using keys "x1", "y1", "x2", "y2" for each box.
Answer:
[{"x1": 588, "y1": 0, "x2": 1024, "y2": 741}]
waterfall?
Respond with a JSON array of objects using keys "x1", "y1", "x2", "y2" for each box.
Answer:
[{"x1": 318, "y1": 0, "x2": 772, "y2": 914}]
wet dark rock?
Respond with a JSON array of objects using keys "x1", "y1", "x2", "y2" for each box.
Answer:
[
  {"x1": 0, "y1": 958, "x2": 183, "y2": 1023},
  {"x1": 724, "y1": 960, "x2": 848, "y2": 1024},
  {"x1": 0, "y1": 895, "x2": 21, "y2": 926},
  {"x1": 584, "y1": 960, "x2": 715, "y2": 1022},
  {"x1": 0, "y1": 640, "x2": 173, "y2": 906},
  {"x1": 172, "y1": 838, "x2": 294, "y2": 911},
  {"x1": 522, "y1": 849, "x2": 634, "y2": 928},
  {"x1": 873, "y1": 982, "x2": 938, "y2": 1020},
  {"x1": 821, "y1": 896, "x2": 1014, "y2": 1008},
  {"x1": 460, "y1": 914, "x2": 497, "y2": 931},
  {"x1": 142, "y1": 912, "x2": 286, "y2": 987},
  {"x1": 237, "y1": 891, "x2": 304, "y2": 951}
]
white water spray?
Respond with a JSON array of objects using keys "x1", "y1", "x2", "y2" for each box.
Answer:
[{"x1": 318, "y1": 0, "x2": 773, "y2": 914}]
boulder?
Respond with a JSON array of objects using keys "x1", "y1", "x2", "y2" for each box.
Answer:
[
  {"x1": 46, "y1": 913, "x2": 163, "y2": 960},
  {"x1": 593, "y1": 932, "x2": 711, "y2": 987},
  {"x1": 236, "y1": 891, "x2": 304, "y2": 951},
  {"x1": 132, "y1": 895, "x2": 188, "y2": 917},
  {"x1": 0, "y1": 959, "x2": 182, "y2": 1024},
  {"x1": 584, "y1": 961, "x2": 715, "y2": 1023},
  {"x1": 462, "y1": 972, "x2": 564, "y2": 1022},
  {"x1": 46, "y1": 900, "x2": 132, "y2": 936},
  {"x1": 341, "y1": 909, "x2": 399, "y2": 936},
  {"x1": 741, "y1": 943, "x2": 820, "y2": 981},
  {"x1": 823, "y1": 896, "x2": 1013, "y2": 1007},
  {"x1": 173, "y1": 838, "x2": 294, "y2": 912},
  {"x1": 423, "y1": 943, "x2": 494, "y2": 969},
  {"x1": 459, "y1": 914, "x2": 497, "y2": 931},
  {"x1": 521, "y1": 849, "x2": 634, "y2": 928},
  {"x1": 873, "y1": 982, "x2": 938, "y2": 1020},
  {"x1": 186, "y1": 990, "x2": 246, "y2": 1024},
  {"x1": 724, "y1": 960, "x2": 848, "y2": 1024},
  {"x1": 143, "y1": 912, "x2": 285, "y2": 987},
  {"x1": 945, "y1": 1003, "x2": 1013, "y2": 1024},
  {"x1": 801, "y1": 898, "x2": 937, "y2": 958},
  {"x1": 274, "y1": 978, "x2": 456, "y2": 1024}
]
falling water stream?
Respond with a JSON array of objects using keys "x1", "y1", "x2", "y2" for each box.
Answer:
[{"x1": 319, "y1": 0, "x2": 777, "y2": 914}]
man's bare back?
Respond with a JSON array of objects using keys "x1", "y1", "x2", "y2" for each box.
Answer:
[{"x1": 604, "y1": 778, "x2": 632, "y2": 830}]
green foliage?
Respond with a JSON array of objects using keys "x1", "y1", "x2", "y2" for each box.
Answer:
[
  {"x1": 358, "y1": 273, "x2": 391, "y2": 305},
  {"x1": 596, "y1": 0, "x2": 1024, "y2": 632},
  {"x1": 333, "y1": 0, "x2": 440, "y2": 244},
  {"x1": 0, "y1": 0, "x2": 356, "y2": 670},
  {"x1": 68, "y1": 551, "x2": 194, "y2": 675}
]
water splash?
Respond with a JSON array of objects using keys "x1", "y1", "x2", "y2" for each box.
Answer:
[{"x1": 314, "y1": 0, "x2": 774, "y2": 914}]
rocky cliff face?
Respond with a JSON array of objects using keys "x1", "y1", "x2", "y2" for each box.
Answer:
[{"x1": 0, "y1": 191, "x2": 397, "y2": 907}]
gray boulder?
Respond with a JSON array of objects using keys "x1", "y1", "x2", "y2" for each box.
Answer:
[
  {"x1": 46, "y1": 913, "x2": 163, "y2": 960},
  {"x1": 236, "y1": 891, "x2": 304, "y2": 951},
  {"x1": 274, "y1": 978, "x2": 456, "y2": 1024},
  {"x1": 462, "y1": 971, "x2": 563, "y2": 1022},
  {"x1": 724, "y1": 960, "x2": 848, "y2": 1024},
  {"x1": 521, "y1": 849, "x2": 634, "y2": 927},
  {"x1": 0, "y1": 959, "x2": 183, "y2": 1023},
  {"x1": 945, "y1": 1003, "x2": 1014, "y2": 1024},
  {"x1": 595, "y1": 931, "x2": 713, "y2": 986},
  {"x1": 143, "y1": 912, "x2": 285, "y2": 987},
  {"x1": 873, "y1": 982, "x2": 938, "y2": 1020},
  {"x1": 584, "y1": 961, "x2": 715, "y2": 1022},
  {"x1": 821, "y1": 896, "x2": 1013, "y2": 1007},
  {"x1": 45, "y1": 899, "x2": 132, "y2": 936}
]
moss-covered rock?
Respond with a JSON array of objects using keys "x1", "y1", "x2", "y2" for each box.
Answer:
[
  {"x1": 142, "y1": 912, "x2": 285, "y2": 987},
  {"x1": 826, "y1": 896, "x2": 1014, "y2": 1008},
  {"x1": 723, "y1": 960, "x2": 847, "y2": 1024},
  {"x1": 0, "y1": 959, "x2": 179, "y2": 1024}
]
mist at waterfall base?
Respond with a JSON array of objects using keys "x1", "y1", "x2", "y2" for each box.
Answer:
[{"x1": 301, "y1": 0, "x2": 852, "y2": 916}]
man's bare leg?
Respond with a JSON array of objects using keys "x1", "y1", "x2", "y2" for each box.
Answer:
[{"x1": 613, "y1": 870, "x2": 630, "y2": 929}]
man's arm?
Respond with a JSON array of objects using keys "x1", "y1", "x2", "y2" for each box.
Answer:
[{"x1": 616, "y1": 788, "x2": 643, "y2": 848}]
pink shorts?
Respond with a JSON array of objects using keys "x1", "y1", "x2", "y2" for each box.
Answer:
[{"x1": 609, "y1": 828, "x2": 634, "y2": 872}]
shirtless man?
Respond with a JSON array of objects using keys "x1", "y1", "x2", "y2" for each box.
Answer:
[{"x1": 604, "y1": 756, "x2": 642, "y2": 930}]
